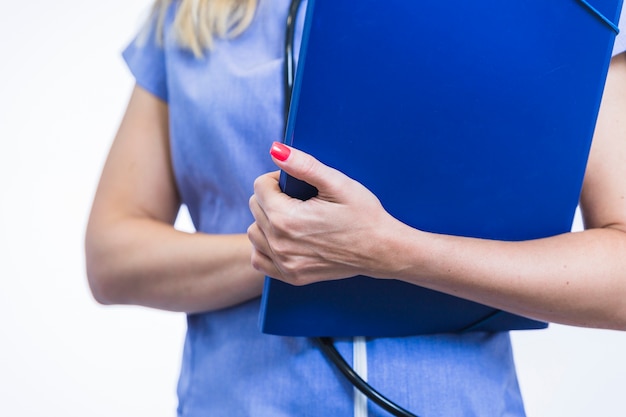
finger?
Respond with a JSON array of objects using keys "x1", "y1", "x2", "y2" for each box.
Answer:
[
  {"x1": 252, "y1": 169, "x2": 293, "y2": 213},
  {"x1": 246, "y1": 221, "x2": 272, "y2": 262},
  {"x1": 248, "y1": 194, "x2": 268, "y2": 228},
  {"x1": 248, "y1": 226, "x2": 283, "y2": 279},
  {"x1": 250, "y1": 242, "x2": 273, "y2": 275},
  {"x1": 269, "y1": 142, "x2": 350, "y2": 202},
  {"x1": 249, "y1": 173, "x2": 289, "y2": 240}
]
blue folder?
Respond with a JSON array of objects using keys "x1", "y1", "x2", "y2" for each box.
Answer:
[{"x1": 259, "y1": 0, "x2": 623, "y2": 337}]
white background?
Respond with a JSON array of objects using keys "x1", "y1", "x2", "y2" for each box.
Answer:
[{"x1": 1, "y1": 1, "x2": 625, "y2": 416}]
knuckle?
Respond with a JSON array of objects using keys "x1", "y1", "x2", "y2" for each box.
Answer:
[
  {"x1": 298, "y1": 155, "x2": 319, "y2": 180},
  {"x1": 250, "y1": 255, "x2": 262, "y2": 272},
  {"x1": 267, "y1": 216, "x2": 292, "y2": 239},
  {"x1": 246, "y1": 224, "x2": 256, "y2": 243},
  {"x1": 270, "y1": 238, "x2": 293, "y2": 260},
  {"x1": 277, "y1": 259, "x2": 309, "y2": 286},
  {"x1": 252, "y1": 174, "x2": 264, "y2": 190}
]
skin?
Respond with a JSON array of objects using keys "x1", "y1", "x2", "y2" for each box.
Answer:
[
  {"x1": 85, "y1": 86, "x2": 263, "y2": 313},
  {"x1": 248, "y1": 53, "x2": 626, "y2": 330}
]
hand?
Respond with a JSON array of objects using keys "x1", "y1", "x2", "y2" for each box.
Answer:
[{"x1": 248, "y1": 142, "x2": 401, "y2": 286}]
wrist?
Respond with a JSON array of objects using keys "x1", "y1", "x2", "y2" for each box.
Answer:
[{"x1": 366, "y1": 217, "x2": 430, "y2": 281}]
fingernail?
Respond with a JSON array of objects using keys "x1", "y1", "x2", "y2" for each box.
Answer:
[{"x1": 270, "y1": 142, "x2": 291, "y2": 161}]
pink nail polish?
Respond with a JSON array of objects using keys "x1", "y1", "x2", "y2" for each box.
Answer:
[{"x1": 270, "y1": 142, "x2": 291, "y2": 161}]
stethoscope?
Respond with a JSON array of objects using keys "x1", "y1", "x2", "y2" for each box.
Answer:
[
  {"x1": 282, "y1": 1, "x2": 620, "y2": 416},
  {"x1": 282, "y1": 1, "x2": 418, "y2": 416},
  {"x1": 283, "y1": 0, "x2": 303, "y2": 124}
]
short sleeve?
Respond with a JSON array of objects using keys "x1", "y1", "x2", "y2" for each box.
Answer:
[
  {"x1": 122, "y1": 15, "x2": 169, "y2": 102},
  {"x1": 613, "y1": 6, "x2": 626, "y2": 56}
]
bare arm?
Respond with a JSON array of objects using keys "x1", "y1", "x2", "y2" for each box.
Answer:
[
  {"x1": 85, "y1": 85, "x2": 263, "y2": 313},
  {"x1": 248, "y1": 54, "x2": 626, "y2": 330}
]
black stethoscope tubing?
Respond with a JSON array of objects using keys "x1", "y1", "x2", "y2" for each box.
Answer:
[
  {"x1": 282, "y1": 1, "x2": 419, "y2": 416},
  {"x1": 283, "y1": 0, "x2": 303, "y2": 125}
]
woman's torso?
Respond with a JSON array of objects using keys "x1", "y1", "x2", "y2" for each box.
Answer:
[{"x1": 123, "y1": 1, "x2": 527, "y2": 415}]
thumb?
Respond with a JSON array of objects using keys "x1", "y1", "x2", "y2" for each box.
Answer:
[{"x1": 269, "y1": 141, "x2": 346, "y2": 200}]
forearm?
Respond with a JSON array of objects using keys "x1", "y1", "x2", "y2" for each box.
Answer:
[
  {"x1": 86, "y1": 86, "x2": 264, "y2": 313},
  {"x1": 382, "y1": 220, "x2": 626, "y2": 329},
  {"x1": 86, "y1": 217, "x2": 263, "y2": 313},
  {"x1": 250, "y1": 55, "x2": 626, "y2": 330}
]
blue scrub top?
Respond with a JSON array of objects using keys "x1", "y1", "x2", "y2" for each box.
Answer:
[{"x1": 123, "y1": 0, "x2": 626, "y2": 415}]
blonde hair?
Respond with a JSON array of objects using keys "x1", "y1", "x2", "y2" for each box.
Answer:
[{"x1": 152, "y1": 0, "x2": 258, "y2": 57}]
